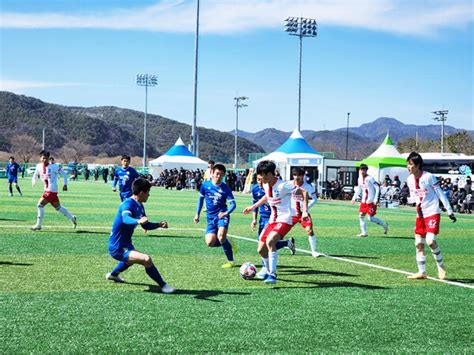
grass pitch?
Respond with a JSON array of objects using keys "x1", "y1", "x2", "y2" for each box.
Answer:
[{"x1": 1, "y1": 180, "x2": 473, "y2": 353}]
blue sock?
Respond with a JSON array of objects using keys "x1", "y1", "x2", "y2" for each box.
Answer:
[
  {"x1": 276, "y1": 240, "x2": 288, "y2": 250},
  {"x1": 111, "y1": 261, "x2": 130, "y2": 276},
  {"x1": 221, "y1": 239, "x2": 234, "y2": 261},
  {"x1": 145, "y1": 264, "x2": 166, "y2": 287}
]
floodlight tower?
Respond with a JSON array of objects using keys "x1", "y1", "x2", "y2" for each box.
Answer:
[
  {"x1": 136, "y1": 74, "x2": 158, "y2": 170},
  {"x1": 234, "y1": 96, "x2": 249, "y2": 169},
  {"x1": 284, "y1": 17, "x2": 318, "y2": 131},
  {"x1": 432, "y1": 110, "x2": 448, "y2": 153},
  {"x1": 345, "y1": 112, "x2": 350, "y2": 159}
]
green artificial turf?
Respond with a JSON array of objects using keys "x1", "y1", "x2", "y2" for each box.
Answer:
[{"x1": 1, "y1": 180, "x2": 473, "y2": 353}]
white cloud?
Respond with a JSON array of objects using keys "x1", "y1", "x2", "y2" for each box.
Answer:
[
  {"x1": 0, "y1": 0, "x2": 472, "y2": 36},
  {"x1": 0, "y1": 79, "x2": 83, "y2": 91}
]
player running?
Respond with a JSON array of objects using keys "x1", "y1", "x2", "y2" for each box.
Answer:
[
  {"x1": 194, "y1": 163, "x2": 237, "y2": 269},
  {"x1": 30, "y1": 151, "x2": 76, "y2": 231},
  {"x1": 351, "y1": 164, "x2": 388, "y2": 237},
  {"x1": 106, "y1": 178, "x2": 175, "y2": 293},
  {"x1": 406, "y1": 152, "x2": 456, "y2": 280},
  {"x1": 6, "y1": 156, "x2": 23, "y2": 197},
  {"x1": 112, "y1": 155, "x2": 140, "y2": 201},
  {"x1": 250, "y1": 173, "x2": 294, "y2": 254},
  {"x1": 243, "y1": 160, "x2": 308, "y2": 284},
  {"x1": 290, "y1": 167, "x2": 319, "y2": 257}
]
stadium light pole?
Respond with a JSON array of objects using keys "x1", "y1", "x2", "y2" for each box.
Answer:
[
  {"x1": 136, "y1": 74, "x2": 158, "y2": 170},
  {"x1": 432, "y1": 110, "x2": 448, "y2": 153},
  {"x1": 345, "y1": 112, "x2": 350, "y2": 159},
  {"x1": 191, "y1": 0, "x2": 200, "y2": 156},
  {"x1": 284, "y1": 17, "x2": 317, "y2": 131},
  {"x1": 42, "y1": 128, "x2": 45, "y2": 150},
  {"x1": 234, "y1": 96, "x2": 248, "y2": 169}
]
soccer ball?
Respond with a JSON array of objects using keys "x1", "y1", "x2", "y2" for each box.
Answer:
[{"x1": 239, "y1": 262, "x2": 257, "y2": 280}]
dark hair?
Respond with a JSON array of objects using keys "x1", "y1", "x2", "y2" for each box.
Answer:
[
  {"x1": 406, "y1": 151, "x2": 423, "y2": 168},
  {"x1": 121, "y1": 155, "x2": 131, "y2": 161},
  {"x1": 9, "y1": 156, "x2": 14, "y2": 160},
  {"x1": 360, "y1": 164, "x2": 368, "y2": 170},
  {"x1": 292, "y1": 167, "x2": 305, "y2": 176},
  {"x1": 39, "y1": 150, "x2": 50, "y2": 158},
  {"x1": 132, "y1": 178, "x2": 152, "y2": 195},
  {"x1": 208, "y1": 160, "x2": 215, "y2": 165},
  {"x1": 49, "y1": 157, "x2": 55, "y2": 161},
  {"x1": 213, "y1": 163, "x2": 226, "y2": 174},
  {"x1": 256, "y1": 160, "x2": 276, "y2": 176}
]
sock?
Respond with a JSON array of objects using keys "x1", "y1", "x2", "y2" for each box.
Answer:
[
  {"x1": 56, "y1": 206, "x2": 74, "y2": 221},
  {"x1": 368, "y1": 216, "x2": 385, "y2": 227},
  {"x1": 276, "y1": 240, "x2": 288, "y2": 250},
  {"x1": 211, "y1": 239, "x2": 222, "y2": 247},
  {"x1": 8, "y1": 185, "x2": 13, "y2": 194},
  {"x1": 16, "y1": 185, "x2": 22, "y2": 195},
  {"x1": 359, "y1": 217, "x2": 367, "y2": 235},
  {"x1": 430, "y1": 246, "x2": 444, "y2": 269},
  {"x1": 268, "y1": 251, "x2": 278, "y2": 276},
  {"x1": 416, "y1": 254, "x2": 426, "y2": 274},
  {"x1": 36, "y1": 205, "x2": 44, "y2": 226},
  {"x1": 261, "y1": 257, "x2": 269, "y2": 272},
  {"x1": 221, "y1": 239, "x2": 234, "y2": 261},
  {"x1": 111, "y1": 261, "x2": 130, "y2": 276},
  {"x1": 308, "y1": 235, "x2": 317, "y2": 253},
  {"x1": 145, "y1": 264, "x2": 166, "y2": 288}
]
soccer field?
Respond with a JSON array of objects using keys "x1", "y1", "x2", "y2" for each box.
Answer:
[{"x1": 1, "y1": 180, "x2": 473, "y2": 353}]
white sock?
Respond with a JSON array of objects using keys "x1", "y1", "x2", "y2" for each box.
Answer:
[
  {"x1": 359, "y1": 217, "x2": 367, "y2": 235},
  {"x1": 416, "y1": 254, "x2": 426, "y2": 274},
  {"x1": 430, "y1": 247, "x2": 444, "y2": 269},
  {"x1": 57, "y1": 206, "x2": 74, "y2": 221},
  {"x1": 261, "y1": 257, "x2": 269, "y2": 273},
  {"x1": 268, "y1": 251, "x2": 278, "y2": 276},
  {"x1": 308, "y1": 235, "x2": 317, "y2": 253},
  {"x1": 36, "y1": 205, "x2": 44, "y2": 226},
  {"x1": 368, "y1": 216, "x2": 385, "y2": 227}
]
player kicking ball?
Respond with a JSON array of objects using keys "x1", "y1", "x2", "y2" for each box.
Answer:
[
  {"x1": 31, "y1": 151, "x2": 76, "y2": 231},
  {"x1": 194, "y1": 163, "x2": 237, "y2": 269},
  {"x1": 243, "y1": 160, "x2": 308, "y2": 284},
  {"x1": 106, "y1": 178, "x2": 175, "y2": 293},
  {"x1": 406, "y1": 152, "x2": 456, "y2": 280}
]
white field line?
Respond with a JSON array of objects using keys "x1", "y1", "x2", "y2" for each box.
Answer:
[{"x1": 2, "y1": 224, "x2": 473, "y2": 290}]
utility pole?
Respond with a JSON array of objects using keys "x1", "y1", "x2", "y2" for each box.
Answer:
[
  {"x1": 432, "y1": 110, "x2": 448, "y2": 153},
  {"x1": 345, "y1": 112, "x2": 350, "y2": 159}
]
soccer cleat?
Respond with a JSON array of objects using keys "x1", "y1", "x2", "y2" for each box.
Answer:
[
  {"x1": 30, "y1": 224, "x2": 42, "y2": 231},
  {"x1": 72, "y1": 216, "x2": 77, "y2": 229},
  {"x1": 160, "y1": 283, "x2": 176, "y2": 294},
  {"x1": 221, "y1": 261, "x2": 235, "y2": 269},
  {"x1": 255, "y1": 269, "x2": 269, "y2": 280},
  {"x1": 264, "y1": 274, "x2": 277, "y2": 284},
  {"x1": 19, "y1": 192, "x2": 23, "y2": 197},
  {"x1": 105, "y1": 272, "x2": 125, "y2": 283},
  {"x1": 357, "y1": 233, "x2": 368, "y2": 237},
  {"x1": 407, "y1": 273, "x2": 427, "y2": 280},
  {"x1": 311, "y1": 251, "x2": 321, "y2": 258},
  {"x1": 438, "y1": 268, "x2": 446, "y2": 280},
  {"x1": 8, "y1": 193, "x2": 13, "y2": 197},
  {"x1": 383, "y1": 222, "x2": 389, "y2": 235},
  {"x1": 229, "y1": 238, "x2": 238, "y2": 255},
  {"x1": 287, "y1": 237, "x2": 296, "y2": 255}
]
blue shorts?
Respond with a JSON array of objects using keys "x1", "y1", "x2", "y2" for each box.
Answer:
[
  {"x1": 258, "y1": 216, "x2": 270, "y2": 239},
  {"x1": 206, "y1": 215, "x2": 230, "y2": 235},
  {"x1": 8, "y1": 176, "x2": 18, "y2": 184},
  {"x1": 120, "y1": 191, "x2": 133, "y2": 202},
  {"x1": 109, "y1": 244, "x2": 135, "y2": 262}
]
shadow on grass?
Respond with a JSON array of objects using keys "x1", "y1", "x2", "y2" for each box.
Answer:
[
  {"x1": 446, "y1": 279, "x2": 474, "y2": 284},
  {"x1": 0, "y1": 217, "x2": 27, "y2": 221},
  {"x1": 278, "y1": 266, "x2": 356, "y2": 278},
  {"x1": 0, "y1": 261, "x2": 33, "y2": 266},
  {"x1": 125, "y1": 282, "x2": 251, "y2": 302},
  {"x1": 140, "y1": 234, "x2": 196, "y2": 239},
  {"x1": 275, "y1": 279, "x2": 388, "y2": 290},
  {"x1": 382, "y1": 236, "x2": 413, "y2": 240},
  {"x1": 328, "y1": 254, "x2": 380, "y2": 260}
]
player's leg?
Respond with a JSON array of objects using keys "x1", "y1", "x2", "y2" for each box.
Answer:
[
  {"x1": 8, "y1": 180, "x2": 13, "y2": 196},
  {"x1": 217, "y1": 226, "x2": 235, "y2": 268},
  {"x1": 305, "y1": 222, "x2": 319, "y2": 257},
  {"x1": 358, "y1": 212, "x2": 368, "y2": 237},
  {"x1": 127, "y1": 250, "x2": 175, "y2": 293},
  {"x1": 256, "y1": 240, "x2": 269, "y2": 279},
  {"x1": 367, "y1": 204, "x2": 388, "y2": 234},
  {"x1": 31, "y1": 197, "x2": 48, "y2": 230},
  {"x1": 426, "y1": 233, "x2": 446, "y2": 280},
  {"x1": 14, "y1": 182, "x2": 22, "y2": 196},
  {"x1": 408, "y1": 235, "x2": 427, "y2": 279},
  {"x1": 51, "y1": 200, "x2": 77, "y2": 228},
  {"x1": 265, "y1": 231, "x2": 283, "y2": 283}
]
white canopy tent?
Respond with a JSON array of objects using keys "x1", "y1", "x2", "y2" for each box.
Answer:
[
  {"x1": 148, "y1": 137, "x2": 208, "y2": 179},
  {"x1": 253, "y1": 129, "x2": 324, "y2": 180}
]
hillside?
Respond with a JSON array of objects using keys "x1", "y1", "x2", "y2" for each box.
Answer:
[{"x1": 0, "y1": 91, "x2": 264, "y2": 163}]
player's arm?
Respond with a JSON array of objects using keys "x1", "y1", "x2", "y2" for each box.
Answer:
[
  {"x1": 32, "y1": 166, "x2": 39, "y2": 187},
  {"x1": 297, "y1": 188, "x2": 309, "y2": 219},
  {"x1": 142, "y1": 220, "x2": 168, "y2": 230},
  {"x1": 374, "y1": 181, "x2": 380, "y2": 203},
  {"x1": 307, "y1": 188, "x2": 318, "y2": 210},
  {"x1": 352, "y1": 184, "x2": 361, "y2": 204},
  {"x1": 59, "y1": 166, "x2": 68, "y2": 191},
  {"x1": 122, "y1": 211, "x2": 148, "y2": 225},
  {"x1": 432, "y1": 177, "x2": 456, "y2": 221},
  {"x1": 194, "y1": 194, "x2": 205, "y2": 223},
  {"x1": 243, "y1": 195, "x2": 267, "y2": 214},
  {"x1": 112, "y1": 170, "x2": 118, "y2": 191},
  {"x1": 219, "y1": 187, "x2": 236, "y2": 218}
]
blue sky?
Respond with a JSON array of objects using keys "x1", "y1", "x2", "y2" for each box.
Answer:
[{"x1": 1, "y1": 0, "x2": 472, "y2": 136}]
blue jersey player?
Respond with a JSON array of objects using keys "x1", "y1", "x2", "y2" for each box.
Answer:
[
  {"x1": 106, "y1": 178, "x2": 175, "y2": 293},
  {"x1": 112, "y1": 155, "x2": 140, "y2": 201},
  {"x1": 6, "y1": 156, "x2": 22, "y2": 197},
  {"x1": 194, "y1": 163, "x2": 237, "y2": 269}
]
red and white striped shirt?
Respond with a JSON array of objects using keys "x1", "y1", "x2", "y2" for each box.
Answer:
[
  {"x1": 263, "y1": 178, "x2": 295, "y2": 225},
  {"x1": 32, "y1": 163, "x2": 67, "y2": 193}
]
